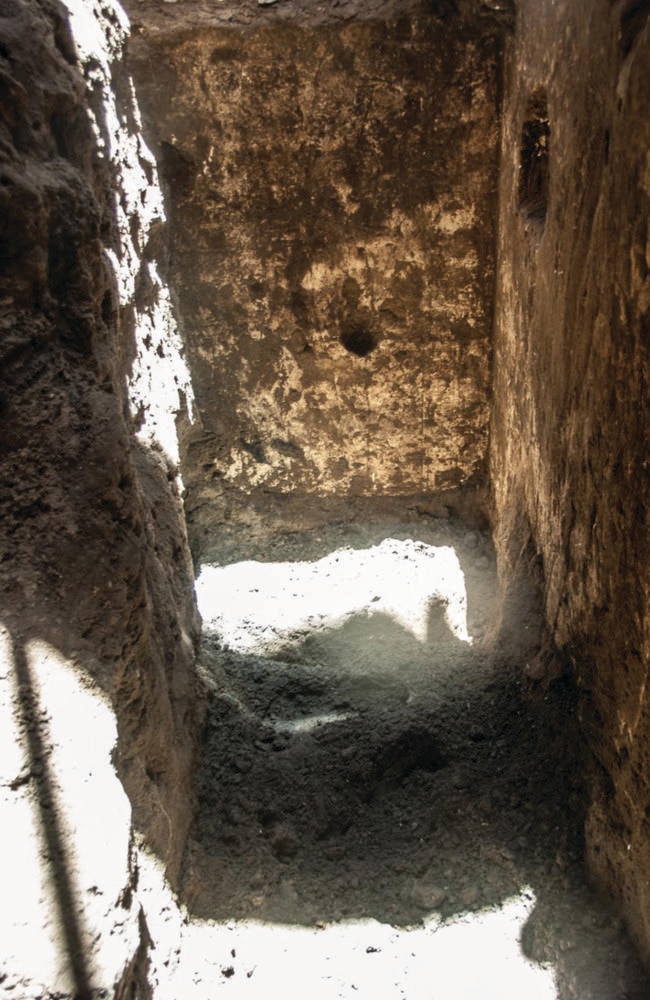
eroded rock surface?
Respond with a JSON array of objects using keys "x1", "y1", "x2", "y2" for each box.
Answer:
[
  {"x1": 490, "y1": 0, "x2": 650, "y2": 967},
  {"x1": 0, "y1": 0, "x2": 204, "y2": 993},
  {"x1": 124, "y1": 0, "x2": 502, "y2": 551}
]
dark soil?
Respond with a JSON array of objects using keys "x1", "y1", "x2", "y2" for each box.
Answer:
[{"x1": 182, "y1": 503, "x2": 650, "y2": 999}]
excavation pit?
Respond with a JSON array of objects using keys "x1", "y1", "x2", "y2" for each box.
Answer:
[
  {"x1": 180, "y1": 502, "x2": 649, "y2": 998},
  {"x1": 2, "y1": 0, "x2": 650, "y2": 996}
]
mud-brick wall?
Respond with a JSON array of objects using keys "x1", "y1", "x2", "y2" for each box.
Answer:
[
  {"x1": 126, "y1": 5, "x2": 501, "y2": 524},
  {"x1": 491, "y1": 0, "x2": 650, "y2": 965},
  {"x1": 0, "y1": 0, "x2": 204, "y2": 985}
]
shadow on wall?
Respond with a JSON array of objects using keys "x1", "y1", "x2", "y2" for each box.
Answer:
[{"x1": 0, "y1": 0, "x2": 201, "y2": 994}]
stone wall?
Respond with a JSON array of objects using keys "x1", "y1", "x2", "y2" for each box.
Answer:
[
  {"x1": 5, "y1": 0, "x2": 650, "y2": 986},
  {"x1": 124, "y1": 0, "x2": 503, "y2": 550},
  {"x1": 491, "y1": 0, "x2": 650, "y2": 965},
  {"x1": 0, "y1": 0, "x2": 205, "y2": 992}
]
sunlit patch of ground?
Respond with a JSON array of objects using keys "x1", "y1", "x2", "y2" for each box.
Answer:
[
  {"x1": 1, "y1": 513, "x2": 649, "y2": 998},
  {"x1": 185, "y1": 516, "x2": 650, "y2": 1000},
  {"x1": 139, "y1": 846, "x2": 557, "y2": 1000},
  {"x1": 196, "y1": 538, "x2": 473, "y2": 652}
]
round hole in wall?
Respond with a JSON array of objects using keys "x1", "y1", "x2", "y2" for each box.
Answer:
[{"x1": 340, "y1": 326, "x2": 377, "y2": 358}]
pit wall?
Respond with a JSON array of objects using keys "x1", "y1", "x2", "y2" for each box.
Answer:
[
  {"x1": 491, "y1": 0, "x2": 650, "y2": 965},
  {"x1": 124, "y1": 3, "x2": 501, "y2": 541},
  {"x1": 0, "y1": 0, "x2": 204, "y2": 993}
]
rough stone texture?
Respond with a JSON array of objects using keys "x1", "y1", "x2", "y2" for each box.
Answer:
[
  {"x1": 490, "y1": 0, "x2": 650, "y2": 967},
  {"x1": 124, "y1": 0, "x2": 502, "y2": 550},
  {"x1": 0, "y1": 0, "x2": 204, "y2": 992},
  {"x1": 5, "y1": 0, "x2": 650, "y2": 989}
]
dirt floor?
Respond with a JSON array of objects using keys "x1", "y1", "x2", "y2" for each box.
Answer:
[{"x1": 177, "y1": 502, "x2": 650, "y2": 999}]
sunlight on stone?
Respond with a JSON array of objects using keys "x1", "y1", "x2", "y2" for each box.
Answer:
[
  {"x1": 0, "y1": 630, "x2": 141, "y2": 995},
  {"x1": 26, "y1": 640, "x2": 137, "y2": 983},
  {"x1": 0, "y1": 628, "x2": 68, "y2": 995},
  {"x1": 196, "y1": 539, "x2": 471, "y2": 654},
  {"x1": 62, "y1": 0, "x2": 195, "y2": 473}
]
